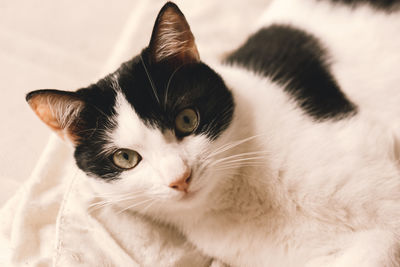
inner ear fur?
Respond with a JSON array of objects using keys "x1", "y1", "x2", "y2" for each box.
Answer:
[
  {"x1": 149, "y1": 2, "x2": 200, "y2": 65},
  {"x1": 26, "y1": 89, "x2": 84, "y2": 143}
]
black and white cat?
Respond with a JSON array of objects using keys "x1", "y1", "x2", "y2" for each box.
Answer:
[{"x1": 27, "y1": 0, "x2": 400, "y2": 266}]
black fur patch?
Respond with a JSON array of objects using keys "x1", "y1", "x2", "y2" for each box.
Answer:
[
  {"x1": 225, "y1": 25, "x2": 357, "y2": 121},
  {"x1": 73, "y1": 81, "x2": 120, "y2": 179},
  {"x1": 321, "y1": 0, "x2": 400, "y2": 11},
  {"x1": 116, "y1": 49, "x2": 234, "y2": 140},
  {"x1": 72, "y1": 48, "x2": 234, "y2": 180}
]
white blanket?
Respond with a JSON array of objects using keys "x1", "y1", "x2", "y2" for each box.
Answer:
[
  {"x1": 0, "y1": 1, "x2": 269, "y2": 266},
  {"x1": 0, "y1": 136, "x2": 213, "y2": 266}
]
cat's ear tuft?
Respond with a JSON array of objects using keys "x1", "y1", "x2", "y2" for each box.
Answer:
[
  {"x1": 149, "y1": 2, "x2": 200, "y2": 64},
  {"x1": 26, "y1": 90, "x2": 84, "y2": 143}
]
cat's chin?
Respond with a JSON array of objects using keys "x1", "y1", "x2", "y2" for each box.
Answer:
[
  {"x1": 168, "y1": 187, "x2": 201, "y2": 204},
  {"x1": 174, "y1": 188, "x2": 201, "y2": 203},
  {"x1": 166, "y1": 183, "x2": 211, "y2": 211}
]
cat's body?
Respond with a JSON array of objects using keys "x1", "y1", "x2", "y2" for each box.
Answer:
[
  {"x1": 168, "y1": 68, "x2": 400, "y2": 266},
  {"x1": 165, "y1": 1, "x2": 400, "y2": 265},
  {"x1": 27, "y1": 0, "x2": 400, "y2": 266}
]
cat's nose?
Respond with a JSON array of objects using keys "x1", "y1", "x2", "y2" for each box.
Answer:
[{"x1": 169, "y1": 168, "x2": 192, "y2": 193}]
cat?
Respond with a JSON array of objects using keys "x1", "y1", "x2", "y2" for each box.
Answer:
[{"x1": 26, "y1": 0, "x2": 400, "y2": 266}]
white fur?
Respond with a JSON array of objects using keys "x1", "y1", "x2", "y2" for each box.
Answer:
[{"x1": 89, "y1": 1, "x2": 400, "y2": 266}]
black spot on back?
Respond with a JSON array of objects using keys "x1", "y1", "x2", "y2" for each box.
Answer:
[{"x1": 225, "y1": 25, "x2": 357, "y2": 121}]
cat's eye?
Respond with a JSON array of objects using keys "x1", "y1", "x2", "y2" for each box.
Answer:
[
  {"x1": 175, "y1": 108, "x2": 199, "y2": 135},
  {"x1": 112, "y1": 149, "x2": 141, "y2": 169}
]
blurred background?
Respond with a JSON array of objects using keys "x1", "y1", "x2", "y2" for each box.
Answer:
[{"x1": 0, "y1": 0, "x2": 269, "y2": 204}]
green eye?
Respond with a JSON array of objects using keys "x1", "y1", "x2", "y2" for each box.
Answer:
[
  {"x1": 175, "y1": 108, "x2": 199, "y2": 135},
  {"x1": 112, "y1": 149, "x2": 141, "y2": 169}
]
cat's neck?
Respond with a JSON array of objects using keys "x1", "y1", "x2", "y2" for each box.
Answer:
[{"x1": 209, "y1": 63, "x2": 293, "y2": 207}]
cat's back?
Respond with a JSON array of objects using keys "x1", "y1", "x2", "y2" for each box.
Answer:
[
  {"x1": 227, "y1": 0, "x2": 400, "y2": 129},
  {"x1": 220, "y1": 0, "x2": 400, "y2": 238}
]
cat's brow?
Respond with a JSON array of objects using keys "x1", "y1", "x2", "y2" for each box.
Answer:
[
  {"x1": 140, "y1": 53, "x2": 161, "y2": 105},
  {"x1": 164, "y1": 64, "x2": 184, "y2": 110}
]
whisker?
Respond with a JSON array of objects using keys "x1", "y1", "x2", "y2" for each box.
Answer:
[
  {"x1": 204, "y1": 105, "x2": 233, "y2": 133},
  {"x1": 88, "y1": 198, "x2": 133, "y2": 212},
  {"x1": 93, "y1": 185, "x2": 160, "y2": 197},
  {"x1": 213, "y1": 163, "x2": 265, "y2": 171},
  {"x1": 93, "y1": 189, "x2": 146, "y2": 197},
  {"x1": 88, "y1": 191, "x2": 150, "y2": 212},
  {"x1": 88, "y1": 195, "x2": 140, "y2": 208},
  {"x1": 214, "y1": 158, "x2": 266, "y2": 166},
  {"x1": 214, "y1": 160, "x2": 266, "y2": 167},
  {"x1": 205, "y1": 134, "x2": 266, "y2": 160},
  {"x1": 140, "y1": 53, "x2": 160, "y2": 104},
  {"x1": 116, "y1": 199, "x2": 154, "y2": 215},
  {"x1": 210, "y1": 152, "x2": 268, "y2": 166},
  {"x1": 198, "y1": 153, "x2": 266, "y2": 173},
  {"x1": 88, "y1": 201, "x2": 115, "y2": 213},
  {"x1": 164, "y1": 64, "x2": 184, "y2": 110},
  {"x1": 213, "y1": 156, "x2": 266, "y2": 165}
]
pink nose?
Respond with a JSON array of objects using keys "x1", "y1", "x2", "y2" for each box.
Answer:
[{"x1": 169, "y1": 168, "x2": 192, "y2": 192}]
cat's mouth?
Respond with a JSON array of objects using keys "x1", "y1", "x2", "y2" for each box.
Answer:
[
  {"x1": 180, "y1": 187, "x2": 200, "y2": 200},
  {"x1": 180, "y1": 191, "x2": 197, "y2": 201},
  {"x1": 170, "y1": 165, "x2": 208, "y2": 202},
  {"x1": 172, "y1": 176, "x2": 199, "y2": 200},
  {"x1": 173, "y1": 175, "x2": 202, "y2": 202}
]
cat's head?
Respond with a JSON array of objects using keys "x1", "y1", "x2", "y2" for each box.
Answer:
[{"x1": 26, "y1": 2, "x2": 235, "y2": 212}]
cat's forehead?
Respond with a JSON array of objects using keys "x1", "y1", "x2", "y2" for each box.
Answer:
[
  {"x1": 107, "y1": 55, "x2": 235, "y2": 140},
  {"x1": 110, "y1": 89, "x2": 211, "y2": 153},
  {"x1": 112, "y1": 56, "x2": 167, "y2": 129},
  {"x1": 111, "y1": 90, "x2": 159, "y2": 149}
]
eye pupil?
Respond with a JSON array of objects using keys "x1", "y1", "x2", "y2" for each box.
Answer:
[
  {"x1": 183, "y1": 116, "x2": 190, "y2": 124},
  {"x1": 122, "y1": 152, "x2": 129, "y2": 160}
]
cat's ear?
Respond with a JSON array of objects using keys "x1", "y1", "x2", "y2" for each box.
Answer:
[
  {"x1": 26, "y1": 89, "x2": 84, "y2": 144},
  {"x1": 149, "y1": 2, "x2": 200, "y2": 65}
]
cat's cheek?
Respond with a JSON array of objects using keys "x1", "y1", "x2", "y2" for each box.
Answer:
[{"x1": 117, "y1": 167, "x2": 156, "y2": 190}]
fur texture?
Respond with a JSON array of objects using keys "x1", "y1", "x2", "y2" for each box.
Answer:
[{"x1": 27, "y1": 0, "x2": 400, "y2": 266}]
